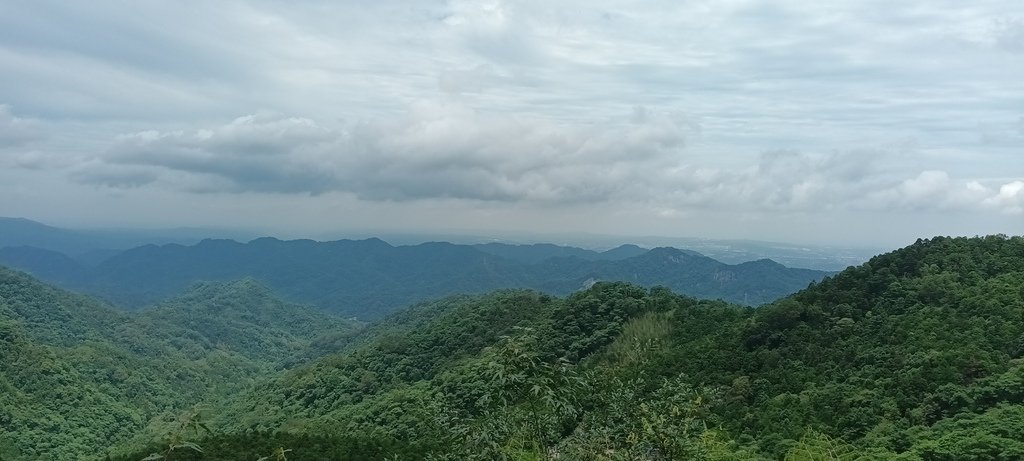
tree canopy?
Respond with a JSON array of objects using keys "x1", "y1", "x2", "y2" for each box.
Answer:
[{"x1": 4, "y1": 235, "x2": 1024, "y2": 460}]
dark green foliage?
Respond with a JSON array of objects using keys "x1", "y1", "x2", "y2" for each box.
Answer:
[
  {"x1": 110, "y1": 432, "x2": 408, "y2": 461},
  {"x1": 5, "y1": 235, "x2": 1024, "y2": 460},
  {"x1": 0, "y1": 268, "x2": 356, "y2": 460},
  {"x1": 198, "y1": 235, "x2": 1024, "y2": 460},
  {"x1": 196, "y1": 282, "x2": 732, "y2": 460},
  {"x1": 139, "y1": 406, "x2": 212, "y2": 461},
  {"x1": 212, "y1": 290, "x2": 556, "y2": 432},
  {"x1": 544, "y1": 282, "x2": 650, "y2": 360},
  {"x1": 656, "y1": 236, "x2": 1024, "y2": 459}
]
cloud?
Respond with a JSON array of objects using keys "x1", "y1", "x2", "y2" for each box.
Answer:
[
  {"x1": 993, "y1": 17, "x2": 1024, "y2": 53},
  {"x1": 77, "y1": 107, "x2": 1022, "y2": 218},
  {"x1": 96, "y1": 112, "x2": 340, "y2": 193},
  {"x1": 983, "y1": 181, "x2": 1024, "y2": 214},
  {"x1": 81, "y1": 104, "x2": 693, "y2": 201},
  {"x1": 70, "y1": 163, "x2": 161, "y2": 189},
  {"x1": 862, "y1": 170, "x2": 988, "y2": 211},
  {"x1": 0, "y1": 105, "x2": 42, "y2": 149},
  {"x1": 2, "y1": 1, "x2": 1023, "y2": 245},
  {"x1": 653, "y1": 152, "x2": 1019, "y2": 215}
]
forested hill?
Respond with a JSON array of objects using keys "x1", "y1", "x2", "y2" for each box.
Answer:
[
  {"x1": 0, "y1": 268, "x2": 357, "y2": 460},
  {"x1": 5, "y1": 235, "x2": 1022, "y2": 459},
  {"x1": 107, "y1": 235, "x2": 1024, "y2": 460},
  {"x1": 0, "y1": 237, "x2": 828, "y2": 318}
]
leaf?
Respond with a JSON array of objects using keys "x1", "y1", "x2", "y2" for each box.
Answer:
[{"x1": 141, "y1": 454, "x2": 164, "y2": 461}]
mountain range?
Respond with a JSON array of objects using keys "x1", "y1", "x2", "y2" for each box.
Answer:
[
  {"x1": 0, "y1": 236, "x2": 829, "y2": 319},
  {"x1": 0, "y1": 217, "x2": 256, "y2": 261},
  {"x1": 2, "y1": 235, "x2": 1023, "y2": 460},
  {"x1": 0, "y1": 217, "x2": 875, "y2": 270}
]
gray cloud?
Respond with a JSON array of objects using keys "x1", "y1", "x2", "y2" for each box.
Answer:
[
  {"x1": 98, "y1": 113, "x2": 340, "y2": 193},
  {"x1": 0, "y1": 105, "x2": 42, "y2": 149},
  {"x1": 994, "y1": 17, "x2": 1024, "y2": 53},
  {"x1": 83, "y1": 105, "x2": 691, "y2": 201},
  {"x1": 2, "y1": 0, "x2": 1023, "y2": 246},
  {"x1": 71, "y1": 164, "x2": 161, "y2": 189},
  {"x1": 77, "y1": 107, "x2": 1023, "y2": 217}
]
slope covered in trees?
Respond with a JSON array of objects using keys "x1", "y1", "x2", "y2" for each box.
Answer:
[
  {"x1": 4, "y1": 235, "x2": 1024, "y2": 460},
  {"x1": 0, "y1": 268, "x2": 357, "y2": 460},
  {"x1": 107, "y1": 235, "x2": 1024, "y2": 460},
  {"x1": 0, "y1": 237, "x2": 828, "y2": 319}
]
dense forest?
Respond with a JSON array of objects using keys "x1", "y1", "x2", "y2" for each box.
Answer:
[
  {"x1": 0, "y1": 271, "x2": 357, "y2": 460},
  {"x1": 2, "y1": 235, "x2": 1024, "y2": 459}
]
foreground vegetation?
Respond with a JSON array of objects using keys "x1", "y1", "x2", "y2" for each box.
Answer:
[
  {"x1": 3, "y1": 235, "x2": 1024, "y2": 459},
  {"x1": 0, "y1": 273, "x2": 356, "y2": 460}
]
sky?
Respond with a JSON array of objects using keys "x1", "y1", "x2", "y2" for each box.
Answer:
[{"x1": 0, "y1": 0, "x2": 1021, "y2": 248}]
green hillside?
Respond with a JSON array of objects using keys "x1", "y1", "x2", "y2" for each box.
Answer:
[
  {"x1": 4, "y1": 235, "x2": 1024, "y2": 460},
  {"x1": 107, "y1": 235, "x2": 1024, "y2": 460},
  {"x1": 0, "y1": 269, "x2": 357, "y2": 460}
]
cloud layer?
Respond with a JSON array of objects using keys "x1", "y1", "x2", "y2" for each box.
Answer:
[
  {"x1": 74, "y1": 107, "x2": 1023, "y2": 216},
  {"x1": 0, "y1": 0, "x2": 1021, "y2": 246},
  {"x1": 0, "y1": 105, "x2": 41, "y2": 149}
]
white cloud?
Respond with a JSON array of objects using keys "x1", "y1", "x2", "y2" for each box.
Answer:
[
  {"x1": 861, "y1": 170, "x2": 992, "y2": 211},
  {"x1": 983, "y1": 181, "x2": 1024, "y2": 214}
]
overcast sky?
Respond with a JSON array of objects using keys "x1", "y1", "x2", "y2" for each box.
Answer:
[{"x1": 0, "y1": 0, "x2": 1021, "y2": 247}]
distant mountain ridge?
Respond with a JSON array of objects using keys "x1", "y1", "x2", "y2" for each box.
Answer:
[
  {"x1": 471, "y1": 242, "x2": 649, "y2": 263},
  {"x1": 0, "y1": 216, "x2": 256, "y2": 260},
  {"x1": 0, "y1": 236, "x2": 829, "y2": 319},
  {"x1": 0, "y1": 216, "x2": 876, "y2": 270}
]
